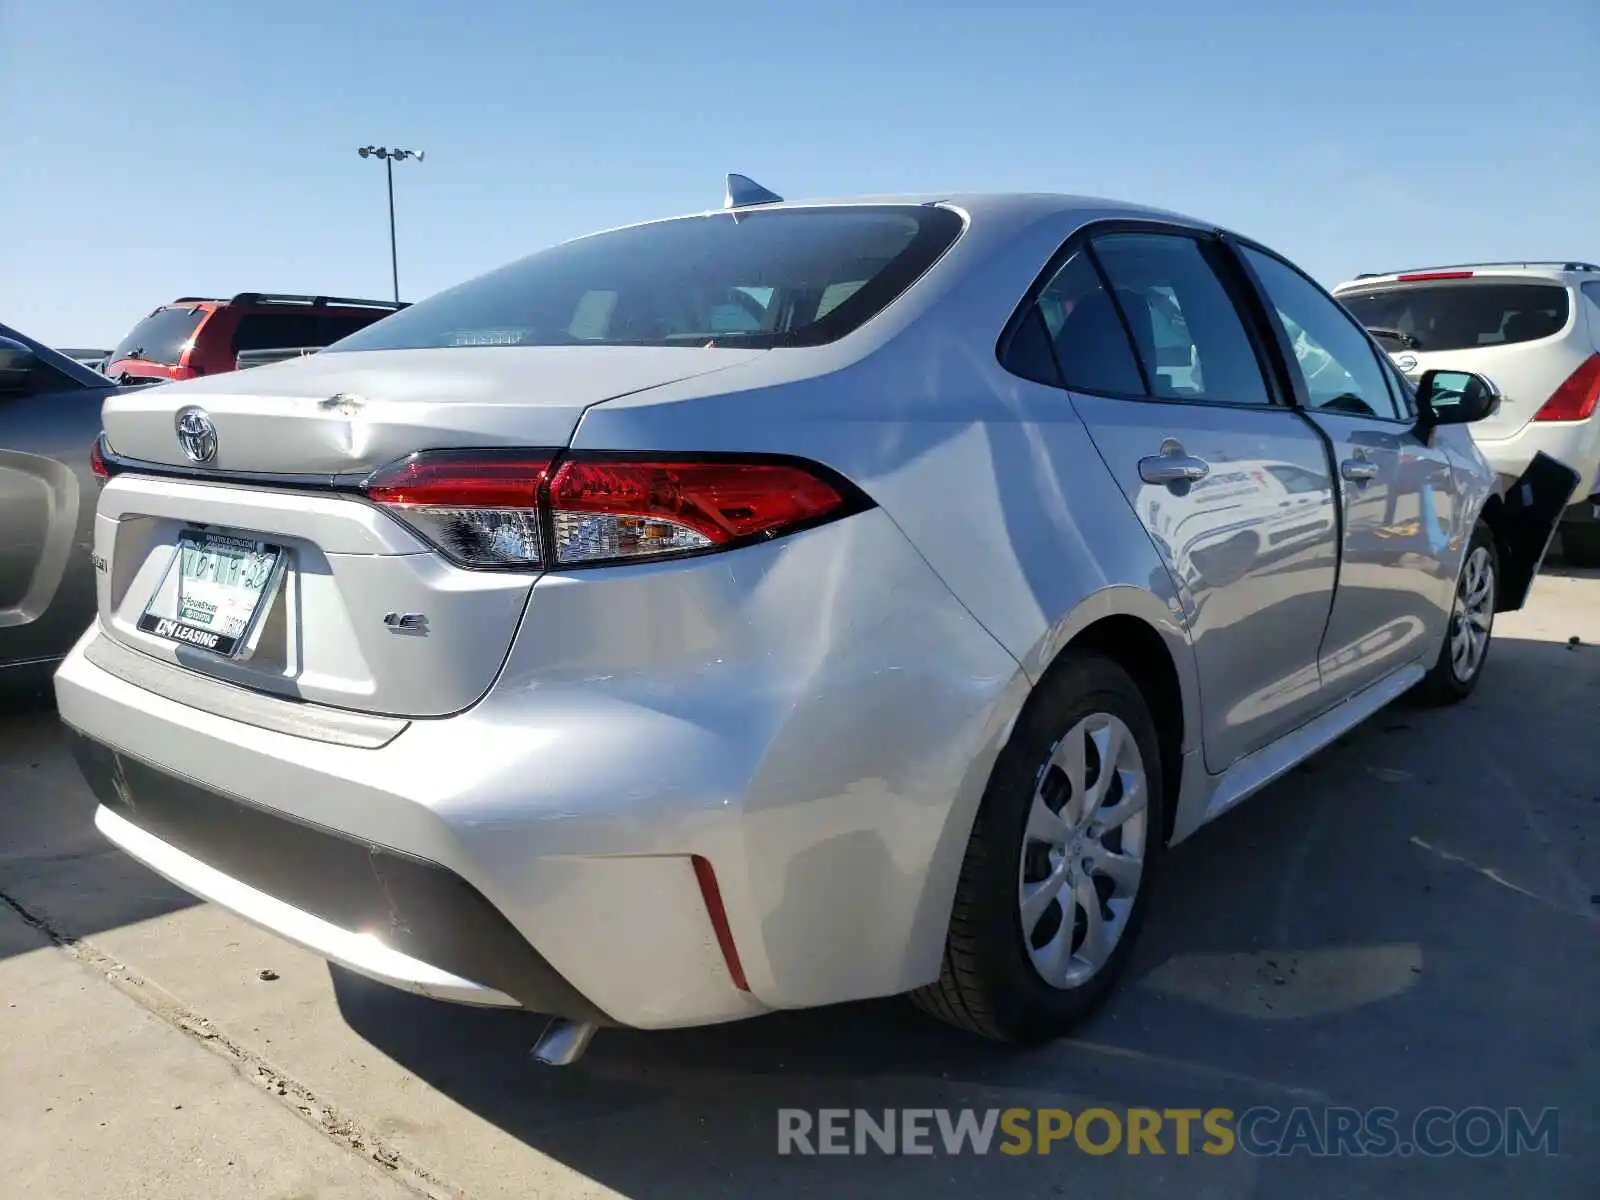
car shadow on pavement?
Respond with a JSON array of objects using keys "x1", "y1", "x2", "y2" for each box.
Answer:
[
  {"x1": 331, "y1": 628, "x2": 1599, "y2": 1199},
  {"x1": 1542, "y1": 539, "x2": 1599, "y2": 581},
  {"x1": 0, "y1": 684, "x2": 199, "y2": 961}
]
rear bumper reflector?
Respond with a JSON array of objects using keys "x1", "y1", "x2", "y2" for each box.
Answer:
[{"x1": 691, "y1": 854, "x2": 750, "y2": 992}]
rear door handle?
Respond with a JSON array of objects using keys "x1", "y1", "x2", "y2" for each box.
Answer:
[
  {"x1": 1139, "y1": 440, "x2": 1211, "y2": 486},
  {"x1": 1340, "y1": 457, "x2": 1379, "y2": 482}
]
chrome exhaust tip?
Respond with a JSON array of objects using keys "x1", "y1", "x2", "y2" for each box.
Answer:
[{"x1": 531, "y1": 1017, "x2": 599, "y2": 1066}]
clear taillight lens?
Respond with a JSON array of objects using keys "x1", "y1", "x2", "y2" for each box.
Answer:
[
  {"x1": 547, "y1": 458, "x2": 852, "y2": 565},
  {"x1": 362, "y1": 451, "x2": 553, "y2": 567},
  {"x1": 360, "y1": 450, "x2": 867, "y2": 570}
]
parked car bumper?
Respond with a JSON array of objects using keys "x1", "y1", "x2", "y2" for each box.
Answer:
[
  {"x1": 53, "y1": 511, "x2": 1026, "y2": 1029},
  {"x1": 1479, "y1": 418, "x2": 1600, "y2": 513}
]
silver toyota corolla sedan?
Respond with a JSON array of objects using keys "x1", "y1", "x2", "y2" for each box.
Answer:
[{"x1": 54, "y1": 185, "x2": 1571, "y2": 1063}]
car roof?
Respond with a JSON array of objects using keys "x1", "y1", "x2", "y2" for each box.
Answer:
[
  {"x1": 157, "y1": 293, "x2": 407, "y2": 312},
  {"x1": 1333, "y1": 262, "x2": 1600, "y2": 292},
  {"x1": 565, "y1": 192, "x2": 1216, "y2": 246}
]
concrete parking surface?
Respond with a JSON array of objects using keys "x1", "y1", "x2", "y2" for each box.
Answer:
[{"x1": 2, "y1": 562, "x2": 1596, "y2": 1199}]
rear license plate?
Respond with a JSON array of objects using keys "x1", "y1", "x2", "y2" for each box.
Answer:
[{"x1": 137, "y1": 531, "x2": 285, "y2": 657}]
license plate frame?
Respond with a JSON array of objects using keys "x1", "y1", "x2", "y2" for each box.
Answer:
[{"x1": 137, "y1": 530, "x2": 287, "y2": 659}]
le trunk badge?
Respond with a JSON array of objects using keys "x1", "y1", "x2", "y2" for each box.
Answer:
[{"x1": 383, "y1": 612, "x2": 429, "y2": 635}]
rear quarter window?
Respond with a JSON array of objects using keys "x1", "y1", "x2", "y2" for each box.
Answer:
[{"x1": 1339, "y1": 282, "x2": 1570, "y2": 352}]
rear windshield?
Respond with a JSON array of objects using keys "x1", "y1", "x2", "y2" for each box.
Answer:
[
  {"x1": 111, "y1": 306, "x2": 206, "y2": 366},
  {"x1": 1339, "y1": 282, "x2": 1570, "y2": 352},
  {"x1": 328, "y1": 206, "x2": 964, "y2": 352}
]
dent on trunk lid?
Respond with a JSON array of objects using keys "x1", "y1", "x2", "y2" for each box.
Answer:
[{"x1": 100, "y1": 346, "x2": 766, "y2": 473}]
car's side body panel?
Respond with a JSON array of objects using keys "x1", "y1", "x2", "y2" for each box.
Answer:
[
  {"x1": 1069, "y1": 394, "x2": 1338, "y2": 772},
  {"x1": 0, "y1": 323, "x2": 114, "y2": 672},
  {"x1": 1304, "y1": 411, "x2": 1458, "y2": 695},
  {"x1": 573, "y1": 200, "x2": 1208, "y2": 758}
]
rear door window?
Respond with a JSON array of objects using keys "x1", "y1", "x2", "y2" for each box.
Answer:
[
  {"x1": 111, "y1": 307, "x2": 205, "y2": 367},
  {"x1": 1339, "y1": 282, "x2": 1571, "y2": 351},
  {"x1": 1091, "y1": 232, "x2": 1274, "y2": 405},
  {"x1": 328, "y1": 206, "x2": 964, "y2": 351}
]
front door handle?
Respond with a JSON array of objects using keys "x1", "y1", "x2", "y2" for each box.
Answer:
[
  {"x1": 1341, "y1": 457, "x2": 1379, "y2": 483},
  {"x1": 1139, "y1": 439, "x2": 1211, "y2": 486}
]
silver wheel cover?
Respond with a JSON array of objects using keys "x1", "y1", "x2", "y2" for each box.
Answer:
[
  {"x1": 1450, "y1": 545, "x2": 1494, "y2": 683},
  {"x1": 1018, "y1": 713, "x2": 1148, "y2": 989}
]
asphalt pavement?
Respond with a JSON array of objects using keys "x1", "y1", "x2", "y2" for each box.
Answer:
[{"x1": 1, "y1": 561, "x2": 1595, "y2": 1199}]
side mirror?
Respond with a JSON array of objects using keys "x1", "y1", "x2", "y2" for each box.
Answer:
[
  {"x1": 1416, "y1": 369, "x2": 1500, "y2": 427},
  {"x1": 0, "y1": 341, "x2": 38, "y2": 397}
]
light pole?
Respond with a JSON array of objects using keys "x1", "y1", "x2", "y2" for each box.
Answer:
[{"x1": 357, "y1": 145, "x2": 424, "y2": 302}]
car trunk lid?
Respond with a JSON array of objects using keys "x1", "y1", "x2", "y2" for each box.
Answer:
[
  {"x1": 101, "y1": 346, "x2": 760, "y2": 474},
  {"x1": 93, "y1": 346, "x2": 762, "y2": 718}
]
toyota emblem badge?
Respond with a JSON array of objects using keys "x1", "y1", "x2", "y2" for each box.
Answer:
[{"x1": 174, "y1": 406, "x2": 218, "y2": 464}]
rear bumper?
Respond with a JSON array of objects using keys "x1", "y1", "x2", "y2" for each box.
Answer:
[
  {"x1": 70, "y1": 730, "x2": 602, "y2": 1018},
  {"x1": 54, "y1": 510, "x2": 1025, "y2": 1028},
  {"x1": 1478, "y1": 418, "x2": 1600, "y2": 509}
]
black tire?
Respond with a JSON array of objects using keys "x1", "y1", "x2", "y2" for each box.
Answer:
[
  {"x1": 1414, "y1": 521, "x2": 1498, "y2": 707},
  {"x1": 1560, "y1": 522, "x2": 1600, "y2": 569},
  {"x1": 910, "y1": 653, "x2": 1166, "y2": 1043}
]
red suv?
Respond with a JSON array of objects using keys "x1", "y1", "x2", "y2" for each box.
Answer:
[{"x1": 106, "y1": 293, "x2": 405, "y2": 384}]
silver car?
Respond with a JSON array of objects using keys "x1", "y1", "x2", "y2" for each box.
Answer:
[
  {"x1": 1, "y1": 324, "x2": 116, "y2": 680},
  {"x1": 54, "y1": 188, "x2": 1570, "y2": 1063}
]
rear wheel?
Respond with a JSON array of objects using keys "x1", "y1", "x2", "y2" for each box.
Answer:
[
  {"x1": 910, "y1": 653, "x2": 1165, "y2": 1042},
  {"x1": 1560, "y1": 522, "x2": 1600, "y2": 569},
  {"x1": 1414, "y1": 522, "x2": 1497, "y2": 706}
]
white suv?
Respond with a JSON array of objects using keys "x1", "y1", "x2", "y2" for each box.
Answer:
[{"x1": 1334, "y1": 262, "x2": 1600, "y2": 565}]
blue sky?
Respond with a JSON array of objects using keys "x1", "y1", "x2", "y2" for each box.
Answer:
[{"x1": 2, "y1": 0, "x2": 1593, "y2": 347}]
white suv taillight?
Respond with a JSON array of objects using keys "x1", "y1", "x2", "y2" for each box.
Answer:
[
  {"x1": 361, "y1": 450, "x2": 869, "y2": 569},
  {"x1": 1533, "y1": 354, "x2": 1600, "y2": 422}
]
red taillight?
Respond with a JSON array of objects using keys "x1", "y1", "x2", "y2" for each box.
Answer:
[
  {"x1": 363, "y1": 451, "x2": 554, "y2": 507},
  {"x1": 1533, "y1": 354, "x2": 1600, "y2": 423},
  {"x1": 89, "y1": 437, "x2": 109, "y2": 484},
  {"x1": 546, "y1": 458, "x2": 850, "y2": 565},
  {"x1": 363, "y1": 450, "x2": 554, "y2": 567},
  {"x1": 1397, "y1": 270, "x2": 1475, "y2": 281},
  {"x1": 361, "y1": 450, "x2": 865, "y2": 569}
]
